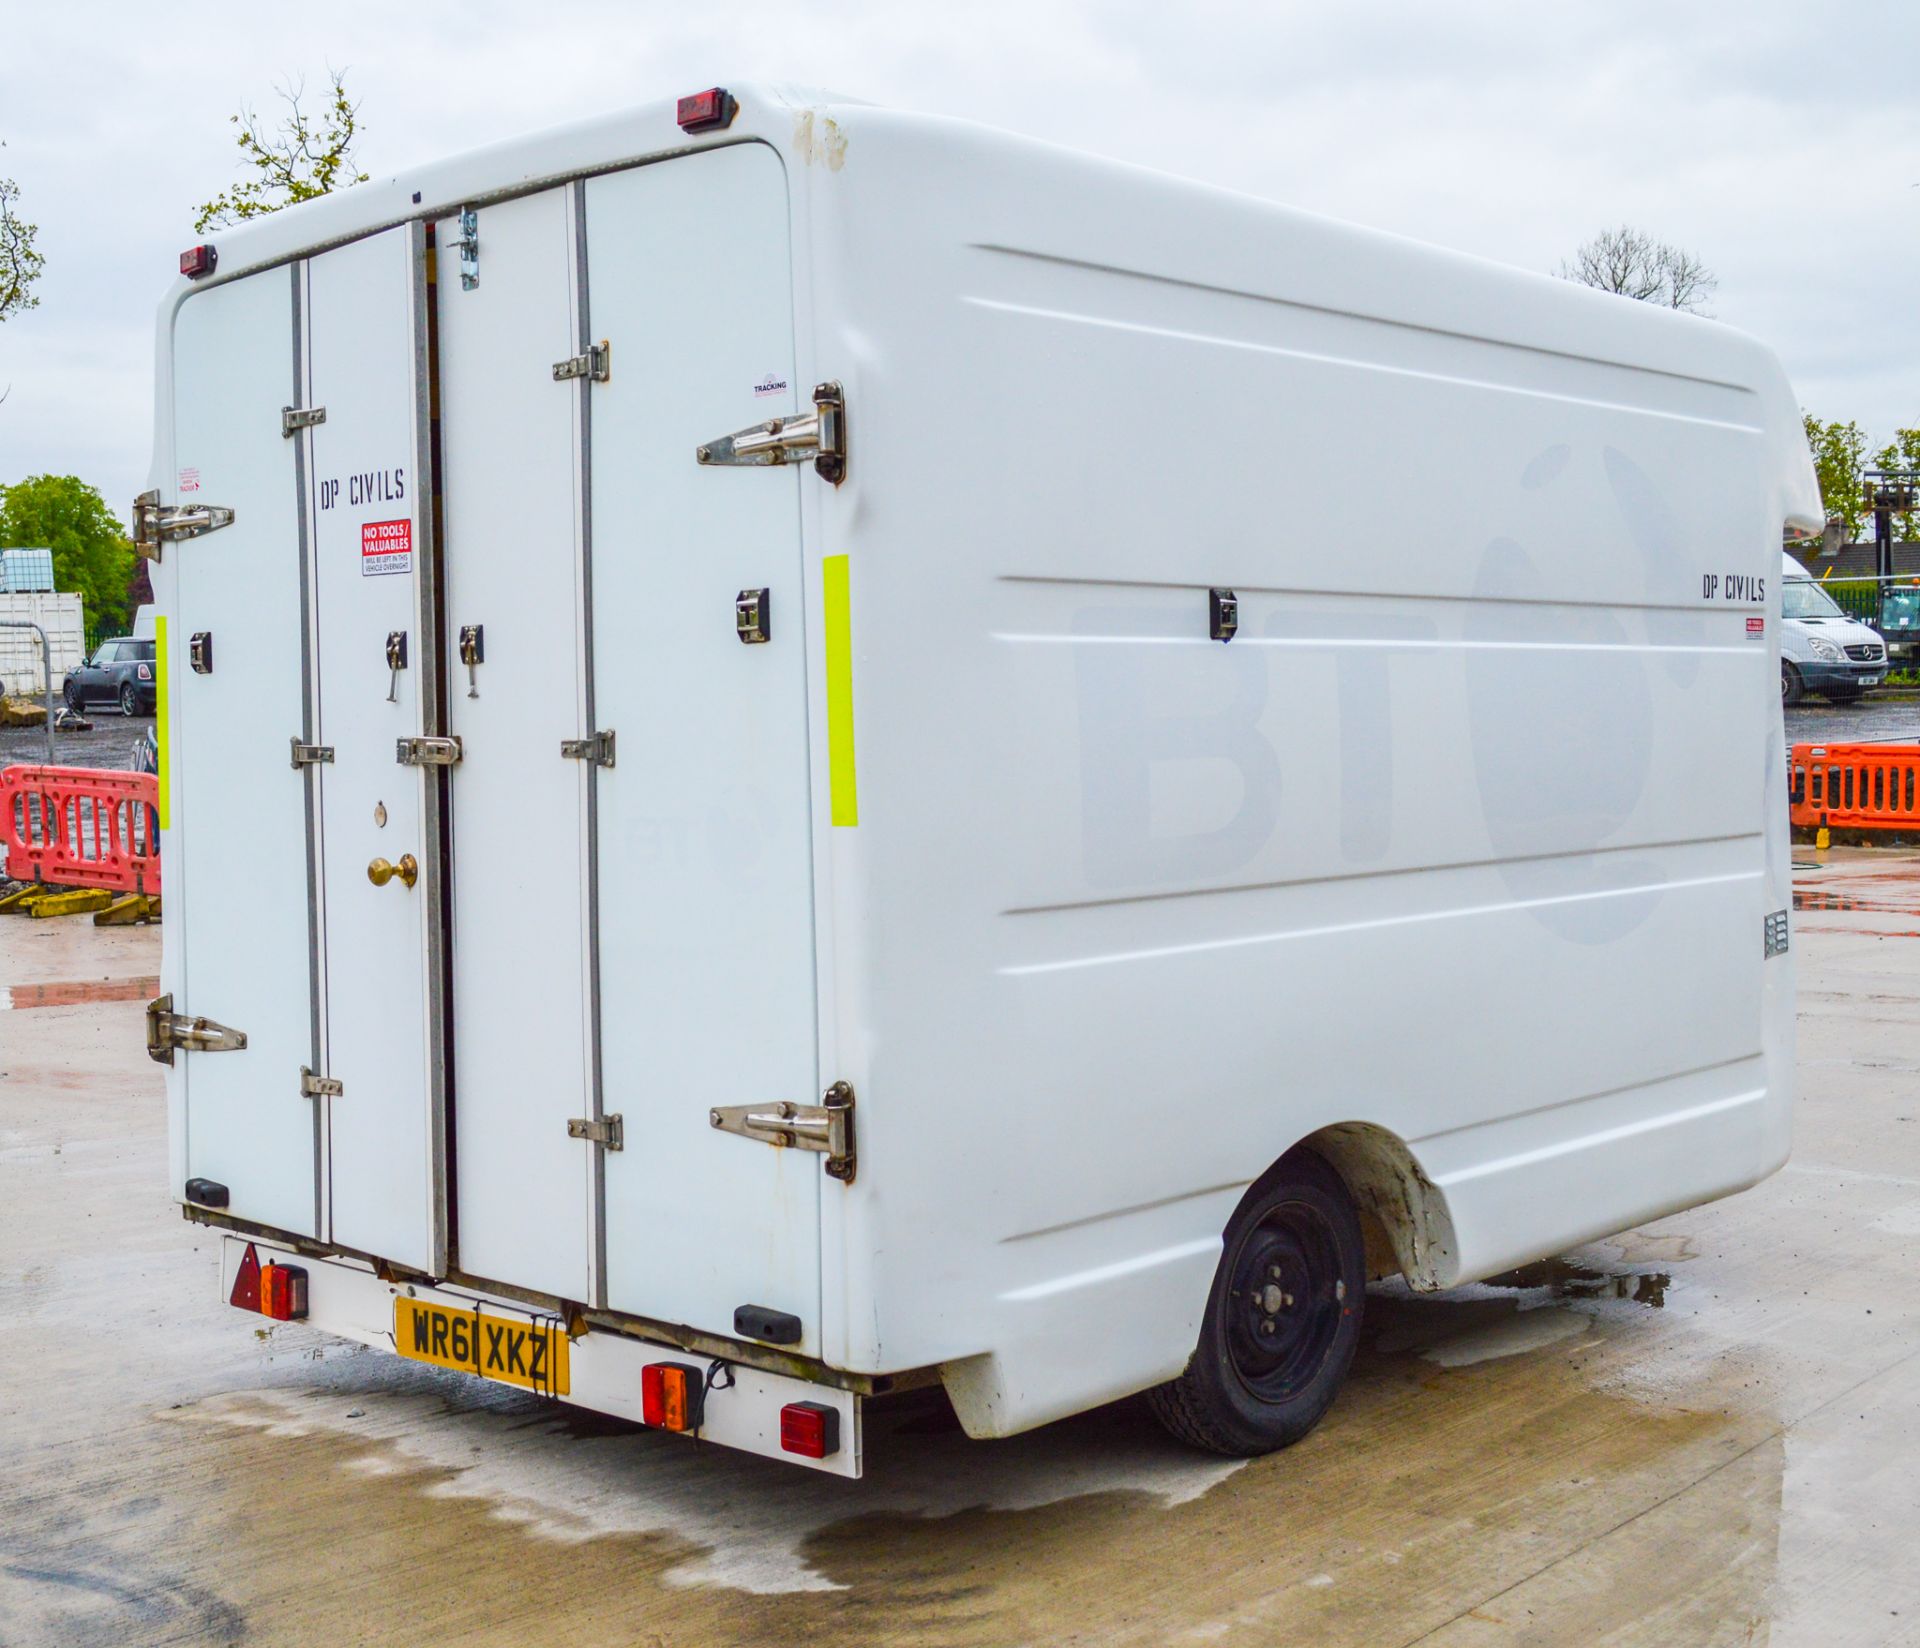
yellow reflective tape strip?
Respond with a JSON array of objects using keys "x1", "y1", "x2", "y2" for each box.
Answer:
[
  {"x1": 154, "y1": 614, "x2": 170, "y2": 830},
  {"x1": 823, "y1": 554, "x2": 858, "y2": 827}
]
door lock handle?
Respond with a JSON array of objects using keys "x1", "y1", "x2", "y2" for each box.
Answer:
[{"x1": 367, "y1": 854, "x2": 418, "y2": 889}]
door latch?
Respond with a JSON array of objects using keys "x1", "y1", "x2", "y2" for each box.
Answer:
[
  {"x1": 697, "y1": 381, "x2": 845, "y2": 484},
  {"x1": 282, "y1": 405, "x2": 327, "y2": 436},
  {"x1": 567, "y1": 1114, "x2": 624, "y2": 1151},
  {"x1": 132, "y1": 489, "x2": 236, "y2": 563},
  {"x1": 458, "y1": 624, "x2": 484, "y2": 698},
  {"x1": 385, "y1": 630, "x2": 408, "y2": 702},
  {"x1": 396, "y1": 735, "x2": 462, "y2": 767},
  {"x1": 709, "y1": 1081, "x2": 856, "y2": 1182},
  {"x1": 299, "y1": 1066, "x2": 343, "y2": 1099},
  {"x1": 561, "y1": 730, "x2": 616, "y2": 768},
  {"x1": 290, "y1": 738, "x2": 335, "y2": 769},
  {"x1": 553, "y1": 341, "x2": 611, "y2": 383},
  {"x1": 147, "y1": 993, "x2": 249, "y2": 1066}
]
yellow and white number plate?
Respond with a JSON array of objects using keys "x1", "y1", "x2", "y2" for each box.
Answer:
[{"x1": 394, "y1": 1297, "x2": 571, "y2": 1395}]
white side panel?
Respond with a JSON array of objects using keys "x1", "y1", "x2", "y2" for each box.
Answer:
[
  {"x1": 307, "y1": 228, "x2": 440, "y2": 1271},
  {"x1": 169, "y1": 269, "x2": 316, "y2": 1233},
  {"x1": 584, "y1": 145, "x2": 821, "y2": 1346},
  {"x1": 439, "y1": 188, "x2": 595, "y2": 1302}
]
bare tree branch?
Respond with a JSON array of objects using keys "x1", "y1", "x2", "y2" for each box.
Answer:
[
  {"x1": 1557, "y1": 225, "x2": 1718, "y2": 315},
  {"x1": 195, "y1": 68, "x2": 369, "y2": 234},
  {"x1": 0, "y1": 147, "x2": 46, "y2": 323}
]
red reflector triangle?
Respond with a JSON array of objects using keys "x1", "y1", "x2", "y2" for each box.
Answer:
[{"x1": 230, "y1": 1242, "x2": 262, "y2": 1312}]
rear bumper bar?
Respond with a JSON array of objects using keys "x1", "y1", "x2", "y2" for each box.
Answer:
[{"x1": 220, "y1": 1235, "x2": 863, "y2": 1477}]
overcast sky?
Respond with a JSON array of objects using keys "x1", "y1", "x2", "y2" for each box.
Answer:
[{"x1": 2, "y1": 1, "x2": 1916, "y2": 515}]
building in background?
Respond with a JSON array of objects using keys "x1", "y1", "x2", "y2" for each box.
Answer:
[{"x1": 0, "y1": 548, "x2": 85, "y2": 697}]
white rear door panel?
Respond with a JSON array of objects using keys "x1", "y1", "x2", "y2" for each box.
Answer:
[
  {"x1": 306, "y1": 227, "x2": 443, "y2": 1272},
  {"x1": 170, "y1": 268, "x2": 318, "y2": 1234},
  {"x1": 438, "y1": 187, "x2": 596, "y2": 1303},
  {"x1": 585, "y1": 145, "x2": 822, "y2": 1346}
]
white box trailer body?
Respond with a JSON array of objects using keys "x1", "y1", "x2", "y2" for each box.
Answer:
[{"x1": 145, "y1": 85, "x2": 1818, "y2": 1474}]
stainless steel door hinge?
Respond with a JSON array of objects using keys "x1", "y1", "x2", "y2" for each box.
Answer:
[
  {"x1": 697, "y1": 380, "x2": 845, "y2": 484},
  {"x1": 454, "y1": 207, "x2": 480, "y2": 290},
  {"x1": 281, "y1": 405, "x2": 327, "y2": 436},
  {"x1": 710, "y1": 1081, "x2": 857, "y2": 1183},
  {"x1": 553, "y1": 341, "x2": 611, "y2": 383},
  {"x1": 147, "y1": 994, "x2": 249, "y2": 1066},
  {"x1": 561, "y1": 730, "x2": 616, "y2": 768},
  {"x1": 132, "y1": 489, "x2": 236, "y2": 563},
  {"x1": 290, "y1": 738, "x2": 335, "y2": 769},
  {"x1": 567, "y1": 1114, "x2": 624, "y2": 1151},
  {"x1": 396, "y1": 735, "x2": 463, "y2": 768},
  {"x1": 300, "y1": 1066, "x2": 344, "y2": 1099}
]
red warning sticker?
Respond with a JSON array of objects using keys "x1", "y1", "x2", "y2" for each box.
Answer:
[
  {"x1": 361, "y1": 518, "x2": 412, "y2": 577},
  {"x1": 1747, "y1": 616, "x2": 1765, "y2": 636}
]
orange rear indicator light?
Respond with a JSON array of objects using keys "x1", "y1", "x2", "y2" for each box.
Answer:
[
  {"x1": 641, "y1": 1361, "x2": 704, "y2": 1432},
  {"x1": 229, "y1": 1243, "x2": 308, "y2": 1320},
  {"x1": 260, "y1": 1262, "x2": 309, "y2": 1321}
]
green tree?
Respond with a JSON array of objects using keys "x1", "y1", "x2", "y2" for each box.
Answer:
[
  {"x1": 1803, "y1": 414, "x2": 1870, "y2": 541},
  {"x1": 1869, "y1": 428, "x2": 1920, "y2": 539},
  {"x1": 0, "y1": 143, "x2": 44, "y2": 323},
  {"x1": 0, "y1": 476, "x2": 137, "y2": 633},
  {"x1": 195, "y1": 69, "x2": 368, "y2": 234}
]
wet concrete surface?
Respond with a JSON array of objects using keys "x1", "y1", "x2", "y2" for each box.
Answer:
[
  {"x1": 1787, "y1": 692, "x2": 1920, "y2": 747},
  {"x1": 3, "y1": 854, "x2": 1920, "y2": 1645},
  {"x1": 0, "y1": 709, "x2": 152, "y2": 774}
]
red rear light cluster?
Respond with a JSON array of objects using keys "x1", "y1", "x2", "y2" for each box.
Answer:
[
  {"x1": 676, "y1": 87, "x2": 737, "y2": 133},
  {"x1": 229, "y1": 1242, "x2": 308, "y2": 1321},
  {"x1": 780, "y1": 1401, "x2": 840, "y2": 1459},
  {"x1": 179, "y1": 244, "x2": 217, "y2": 280},
  {"x1": 641, "y1": 1361, "x2": 704, "y2": 1432}
]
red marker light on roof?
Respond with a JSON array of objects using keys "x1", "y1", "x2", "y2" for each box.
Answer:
[
  {"x1": 676, "y1": 87, "x2": 737, "y2": 133},
  {"x1": 779, "y1": 1401, "x2": 840, "y2": 1459},
  {"x1": 180, "y1": 244, "x2": 217, "y2": 280}
]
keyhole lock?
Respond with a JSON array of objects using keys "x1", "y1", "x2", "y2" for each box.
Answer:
[
  {"x1": 458, "y1": 624, "x2": 484, "y2": 698},
  {"x1": 385, "y1": 630, "x2": 408, "y2": 703}
]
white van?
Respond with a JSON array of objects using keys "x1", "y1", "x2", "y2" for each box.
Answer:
[
  {"x1": 140, "y1": 85, "x2": 1818, "y2": 1476},
  {"x1": 1779, "y1": 553, "x2": 1886, "y2": 703}
]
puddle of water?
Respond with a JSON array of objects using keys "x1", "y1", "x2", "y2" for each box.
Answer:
[
  {"x1": 0, "y1": 976, "x2": 159, "y2": 1010},
  {"x1": 1480, "y1": 1257, "x2": 1674, "y2": 1309},
  {"x1": 176, "y1": 1382, "x2": 1246, "y2": 1595}
]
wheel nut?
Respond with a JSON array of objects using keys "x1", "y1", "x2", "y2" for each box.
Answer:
[{"x1": 1259, "y1": 1320, "x2": 1276, "y2": 1336}]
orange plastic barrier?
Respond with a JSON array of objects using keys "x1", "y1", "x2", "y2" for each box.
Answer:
[
  {"x1": 0, "y1": 765, "x2": 161, "y2": 894},
  {"x1": 1789, "y1": 743, "x2": 1920, "y2": 831}
]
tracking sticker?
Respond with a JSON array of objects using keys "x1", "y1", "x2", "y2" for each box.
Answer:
[
  {"x1": 361, "y1": 518, "x2": 412, "y2": 577},
  {"x1": 178, "y1": 467, "x2": 201, "y2": 494},
  {"x1": 752, "y1": 372, "x2": 790, "y2": 400},
  {"x1": 1747, "y1": 616, "x2": 1765, "y2": 636}
]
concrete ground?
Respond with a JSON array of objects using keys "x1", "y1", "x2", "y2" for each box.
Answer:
[{"x1": 2, "y1": 853, "x2": 1918, "y2": 1647}]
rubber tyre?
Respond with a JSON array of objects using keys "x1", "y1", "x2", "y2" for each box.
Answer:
[
  {"x1": 119, "y1": 682, "x2": 137, "y2": 716},
  {"x1": 1149, "y1": 1148, "x2": 1365, "y2": 1457},
  {"x1": 1781, "y1": 662, "x2": 1803, "y2": 706},
  {"x1": 63, "y1": 680, "x2": 82, "y2": 712}
]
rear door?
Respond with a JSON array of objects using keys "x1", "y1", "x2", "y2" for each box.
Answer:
[
  {"x1": 436, "y1": 186, "x2": 598, "y2": 1304},
  {"x1": 304, "y1": 226, "x2": 445, "y2": 1272},
  {"x1": 584, "y1": 145, "x2": 822, "y2": 1346},
  {"x1": 169, "y1": 268, "x2": 319, "y2": 1234}
]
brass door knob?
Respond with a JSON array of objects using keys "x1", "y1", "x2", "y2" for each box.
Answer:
[{"x1": 368, "y1": 853, "x2": 418, "y2": 889}]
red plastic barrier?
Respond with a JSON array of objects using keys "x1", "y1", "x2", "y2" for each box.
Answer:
[
  {"x1": 1789, "y1": 743, "x2": 1920, "y2": 831},
  {"x1": 0, "y1": 765, "x2": 161, "y2": 894}
]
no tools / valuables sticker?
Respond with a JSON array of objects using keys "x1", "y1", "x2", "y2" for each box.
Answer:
[{"x1": 362, "y1": 518, "x2": 412, "y2": 577}]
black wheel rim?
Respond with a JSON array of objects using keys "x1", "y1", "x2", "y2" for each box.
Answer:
[{"x1": 1223, "y1": 1199, "x2": 1345, "y2": 1405}]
